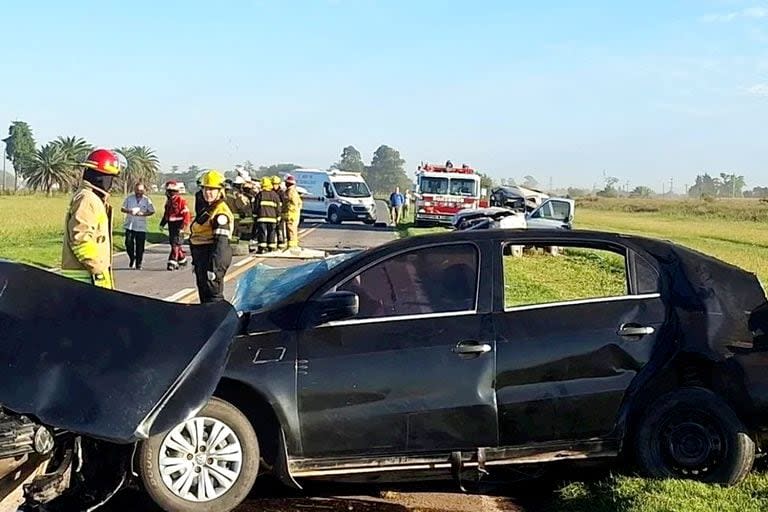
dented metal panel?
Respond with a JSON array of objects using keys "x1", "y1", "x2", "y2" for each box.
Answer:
[{"x1": 0, "y1": 261, "x2": 239, "y2": 443}]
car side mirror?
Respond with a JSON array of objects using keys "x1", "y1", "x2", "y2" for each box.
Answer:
[{"x1": 309, "y1": 291, "x2": 359, "y2": 325}]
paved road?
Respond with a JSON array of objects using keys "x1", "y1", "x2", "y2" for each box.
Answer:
[{"x1": 116, "y1": 200, "x2": 395, "y2": 303}]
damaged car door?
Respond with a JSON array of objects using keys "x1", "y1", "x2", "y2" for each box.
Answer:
[
  {"x1": 493, "y1": 239, "x2": 665, "y2": 446},
  {"x1": 296, "y1": 242, "x2": 497, "y2": 458}
]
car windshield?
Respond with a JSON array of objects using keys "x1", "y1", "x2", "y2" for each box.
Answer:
[
  {"x1": 450, "y1": 178, "x2": 477, "y2": 196},
  {"x1": 419, "y1": 177, "x2": 449, "y2": 195},
  {"x1": 335, "y1": 181, "x2": 370, "y2": 198},
  {"x1": 232, "y1": 252, "x2": 359, "y2": 312}
]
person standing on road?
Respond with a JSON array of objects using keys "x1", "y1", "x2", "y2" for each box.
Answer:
[
  {"x1": 403, "y1": 189, "x2": 412, "y2": 220},
  {"x1": 272, "y1": 175, "x2": 288, "y2": 250},
  {"x1": 61, "y1": 148, "x2": 122, "y2": 289},
  {"x1": 389, "y1": 187, "x2": 404, "y2": 225},
  {"x1": 159, "y1": 181, "x2": 191, "y2": 271},
  {"x1": 285, "y1": 174, "x2": 303, "y2": 252},
  {"x1": 189, "y1": 170, "x2": 234, "y2": 303},
  {"x1": 121, "y1": 183, "x2": 155, "y2": 269},
  {"x1": 253, "y1": 176, "x2": 281, "y2": 254},
  {"x1": 194, "y1": 171, "x2": 206, "y2": 217}
]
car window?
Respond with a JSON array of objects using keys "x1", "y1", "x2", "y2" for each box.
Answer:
[
  {"x1": 549, "y1": 201, "x2": 571, "y2": 220},
  {"x1": 503, "y1": 244, "x2": 628, "y2": 308},
  {"x1": 338, "y1": 244, "x2": 479, "y2": 319}
]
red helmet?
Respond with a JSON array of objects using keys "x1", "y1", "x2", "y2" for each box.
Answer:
[
  {"x1": 285, "y1": 175, "x2": 296, "y2": 185},
  {"x1": 82, "y1": 149, "x2": 121, "y2": 176},
  {"x1": 165, "y1": 180, "x2": 180, "y2": 191}
]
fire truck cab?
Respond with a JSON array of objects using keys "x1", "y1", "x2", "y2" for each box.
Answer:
[{"x1": 414, "y1": 163, "x2": 482, "y2": 226}]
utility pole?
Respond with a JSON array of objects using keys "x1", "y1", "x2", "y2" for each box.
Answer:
[{"x1": 669, "y1": 177, "x2": 674, "y2": 197}]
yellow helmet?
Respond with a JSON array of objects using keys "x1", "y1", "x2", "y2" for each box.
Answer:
[
  {"x1": 261, "y1": 176, "x2": 273, "y2": 189},
  {"x1": 271, "y1": 175, "x2": 281, "y2": 185},
  {"x1": 201, "y1": 170, "x2": 226, "y2": 189}
]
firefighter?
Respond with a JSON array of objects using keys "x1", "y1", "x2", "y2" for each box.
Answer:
[
  {"x1": 194, "y1": 171, "x2": 207, "y2": 217},
  {"x1": 285, "y1": 174, "x2": 303, "y2": 252},
  {"x1": 189, "y1": 170, "x2": 234, "y2": 303},
  {"x1": 254, "y1": 176, "x2": 281, "y2": 253},
  {"x1": 272, "y1": 175, "x2": 288, "y2": 250},
  {"x1": 61, "y1": 149, "x2": 121, "y2": 289},
  {"x1": 159, "y1": 181, "x2": 191, "y2": 270}
]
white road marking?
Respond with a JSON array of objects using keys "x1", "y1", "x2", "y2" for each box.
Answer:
[
  {"x1": 164, "y1": 288, "x2": 197, "y2": 302},
  {"x1": 234, "y1": 256, "x2": 255, "y2": 267}
]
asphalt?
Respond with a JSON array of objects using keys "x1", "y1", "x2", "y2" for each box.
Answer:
[{"x1": 115, "y1": 200, "x2": 396, "y2": 303}]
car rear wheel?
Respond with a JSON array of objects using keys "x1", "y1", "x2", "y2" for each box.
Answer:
[
  {"x1": 138, "y1": 398, "x2": 259, "y2": 512},
  {"x1": 634, "y1": 387, "x2": 754, "y2": 486}
]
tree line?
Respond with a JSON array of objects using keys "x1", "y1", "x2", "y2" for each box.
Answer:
[{"x1": 3, "y1": 121, "x2": 159, "y2": 196}]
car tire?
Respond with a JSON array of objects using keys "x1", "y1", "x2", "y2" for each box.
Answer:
[
  {"x1": 138, "y1": 398, "x2": 260, "y2": 512},
  {"x1": 364, "y1": 219, "x2": 375, "y2": 225},
  {"x1": 327, "y1": 208, "x2": 342, "y2": 225},
  {"x1": 634, "y1": 387, "x2": 754, "y2": 486}
]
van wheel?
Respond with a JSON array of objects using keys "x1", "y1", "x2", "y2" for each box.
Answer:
[
  {"x1": 327, "y1": 208, "x2": 342, "y2": 225},
  {"x1": 138, "y1": 398, "x2": 259, "y2": 512},
  {"x1": 634, "y1": 387, "x2": 754, "y2": 486}
]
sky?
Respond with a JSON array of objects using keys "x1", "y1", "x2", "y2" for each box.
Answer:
[{"x1": 1, "y1": 0, "x2": 767, "y2": 192}]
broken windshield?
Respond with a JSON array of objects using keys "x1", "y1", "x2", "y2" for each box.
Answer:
[{"x1": 232, "y1": 253, "x2": 359, "y2": 312}]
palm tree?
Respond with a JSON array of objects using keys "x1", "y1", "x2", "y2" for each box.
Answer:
[
  {"x1": 51, "y1": 136, "x2": 93, "y2": 191},
  {"x1": 25, "y1": 144, "x2": 71, "y2": 196},
  {"x1": 116, "y1": 146, "x2": 160, "y2": 194}
]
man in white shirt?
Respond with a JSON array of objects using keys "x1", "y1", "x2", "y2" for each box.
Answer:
[{"x1": 121, "y1": 183, "x2": 155, "y2": 269}]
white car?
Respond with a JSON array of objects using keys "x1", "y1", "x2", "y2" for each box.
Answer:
[
  {"x1": 453, "y1": 198, "x2": 574, "y2": 230},
  {"x1": 287, "y1": 169, "x2": 377, "y2": 225}
]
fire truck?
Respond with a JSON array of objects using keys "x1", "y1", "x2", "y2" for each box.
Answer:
[{"x1": 414, "y1": 163, "x2": 482, "y2": 226}]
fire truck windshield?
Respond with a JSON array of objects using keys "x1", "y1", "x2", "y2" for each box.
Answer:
[
  {"x1": 420, "y1": 177, "x2": 449, "y2": 195},
  {"x1": 450, "y1": 178, "x2": 477, "y2": 196}
]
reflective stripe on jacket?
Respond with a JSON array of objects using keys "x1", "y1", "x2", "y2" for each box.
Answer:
[
  {"x1": 255, "y1": 190, "x2": 281, "y2": 223},
  {"x1": 61, "y1": 182, "x2": 114, "y2": 289},
  {"x1": 190, "y1": 200, "x2": 234, "y2": 245}
]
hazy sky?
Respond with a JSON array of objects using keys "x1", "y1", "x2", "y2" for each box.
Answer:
[{"x1": 2, "y1": 0, "x2": 767, "y2": 191}]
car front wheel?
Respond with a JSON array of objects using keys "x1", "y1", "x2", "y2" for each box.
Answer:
[
  {"x1": 634, "y1": 387, "x2": 754, "y2": 486},
  {"x1": 138, "y1": 398, "x2": 259, "y2": 512}
]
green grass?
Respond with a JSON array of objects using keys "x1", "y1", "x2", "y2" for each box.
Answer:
[
  {"x1": 549, "y1": 472, "x2": 768, "y2": 512},
  {"x1": 0, "y1": 193, "x2": 166, "y2": 268},
  {"x1": 504, "y1": 248, "x2": 627, "y2": 308}
]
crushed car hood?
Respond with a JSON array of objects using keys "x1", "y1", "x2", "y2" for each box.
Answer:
[{"x1": 0, "y1": 262, "x2": 239, "y2": 443}]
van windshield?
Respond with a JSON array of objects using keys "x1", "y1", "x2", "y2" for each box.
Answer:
[{"x1": 335, "y1": 181, "x2": 371, "y2": 198}]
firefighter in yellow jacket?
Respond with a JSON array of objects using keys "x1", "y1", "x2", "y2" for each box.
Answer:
[
  {"x1": 284, "y1": 174, "x2": 303, "y2": 251},
  {"x1": 190, "y1": 170, "x2": 235, "y2": 303},
  {"x1": 61, "y1": 149, "x2": 122, "y2": 289}
]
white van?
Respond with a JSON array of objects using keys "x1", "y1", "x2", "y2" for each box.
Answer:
[{"x1": 288, "y1": 169, "x2": 377, "y2": 224}]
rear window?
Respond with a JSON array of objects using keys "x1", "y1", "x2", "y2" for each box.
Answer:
[{"x1": 503, "y1": 244, "x2": 628, "y2": 308}]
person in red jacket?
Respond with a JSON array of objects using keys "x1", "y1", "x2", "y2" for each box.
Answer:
[{"x1": 159, "y1": 181, "x2": 191, "y2": 271}]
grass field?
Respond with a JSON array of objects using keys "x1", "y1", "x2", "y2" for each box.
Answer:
[
  {"x1": 399, "y1": 197, "x2": 768, "y2": 512},
  {"x1": 0, "y1": 194, "x2": 166, "y2": 268}
]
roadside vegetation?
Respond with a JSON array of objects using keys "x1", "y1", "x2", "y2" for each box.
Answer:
[{"x1": 0, "y1": 194, "x2": 165, "y2": 268}]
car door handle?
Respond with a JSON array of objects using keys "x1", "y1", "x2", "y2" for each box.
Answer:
[
  {"x1": 453, "y1": 342, "x2": 492, "y2": 355},
  {"x1": 618, "y1": 324, "x2": 655, "y2": 337}
]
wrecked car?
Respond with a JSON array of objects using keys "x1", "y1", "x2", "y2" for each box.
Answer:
[
  {"x1": 452, "y1": 196, "x2": 574, "y2": 230},
  {"x1": 3, "y1": 228, "x2": 768, "y2": 511}
]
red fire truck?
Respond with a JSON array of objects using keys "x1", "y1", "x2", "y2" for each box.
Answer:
[{"x1": 414, "y1": 163, "x2": 482, "y2": 226}]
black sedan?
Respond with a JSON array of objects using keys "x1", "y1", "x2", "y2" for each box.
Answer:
[{"x1": 2, "y1": 228, "x2": 768, "y2": 512}]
